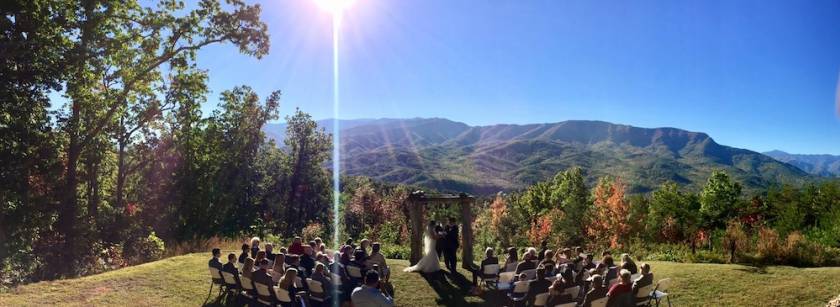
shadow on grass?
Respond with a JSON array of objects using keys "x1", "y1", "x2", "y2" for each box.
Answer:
[
  {"x1": 733, "y1": 265, "x2": 768, "y2": 274},
  {"x1": 420, "y1": 270, "x2": 507, "y2": 307}
]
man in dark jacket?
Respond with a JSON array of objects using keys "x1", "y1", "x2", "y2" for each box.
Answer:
[
  {"x1": 632, "y1": 263, "x2": 654, "y2": 303},
  {"x1": 252, "y1": 259, "x2": 274, "y2": 287},
  {"x1": 527, "y1": 266, "x2": 552, "y2": 306},
  {"x1": 444, "y1": 217, "x2": 460, "y2": 272},
  {"x1": 582, "y1": 274, "x2": 608, "y2": 307},
  {"x1": 209, "y1": 248, "x2": 224, "y2": 271}
]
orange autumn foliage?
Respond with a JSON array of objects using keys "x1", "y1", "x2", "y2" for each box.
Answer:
[{"x1": 587, "y1": 177, "x2": 631, "y2": 249}]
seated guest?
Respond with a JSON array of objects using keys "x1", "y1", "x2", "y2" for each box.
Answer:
[
  {"x1": 250, "y1": 237, "x2": 261, "y2": 258},
  {"x1": 602, "y1": 255, "x2": 617, "y2": 286},
  {"x1": 556, "y1": 263, "x2": 575, "y2": 287},
  {"x1": 288, "y1": 237, "x2": 305, "y2": 256},
  {"x1": 582, "y1": 274, "x2": 607, "y2": 307},
  {"x1": 606, "y1": 269, "x2": 634, "y2": 307},
  {"x1": 527, "y1": 266, "x2": 552, "y2": 306},
  {"x1": 556, "y1": 248, "x2": 573, "y2": 265},
  {"x1": 352, "y1": 270, "x2": 393, "y2": 307},
  {"x1": 319, "y1": 244, "x2": 329, "y2": 259},
  {"x1": 309, "y1": 240, "x2": 318, "y2": 252},
  {"x1": 632, "y1": 263, "x2": 653, "y2": 295},
  {"x1": 620, "y1": 253, "x2": 638, "y2": 275},
  {"x1": 277, "y1": 267, "x2": 301, "y2": 295},
  {"x1": 365, "y1": 242, "x2": 389, "y2": 281},
  {"x1": 539, "y1": 250, "x2": 556, "y2": 275},
  {"x1": 272, "y1": 254, "x2": 287, "y2": 284},
  {"x1": 503, "y1": 247, "x2": 518, "y2": 272},
  {"x1": 345, "y1": 238, "x2": 355, "y2": 249},
  {"x1": 223, "y1": 253, "x2": 240, "y2": 276},
  {"x1": 301, "y1": 246, "x2": 316, "y2": 277},
  {"x1": 252, "y1": 258, "x2": 273, "y2": 287},
  {"x1": 339, "y1": 245, "x2": 353, "y2": 266},
  {"x1": 480, "y1": 247, "x2": 500, "y2": 272},
  {"x1": 209, "y1": 248, "x2": 224, "y2": 271},
  {"x1": 546, "y1": 277, "x2": 575, "y2": 307},
  {"x1": 265, "y1": 243, "x2": 276, "y2": 262},
  {"x1": 351, "y1": 249, "x2": 368, "y2": 270},
  {"x1": 537, "y1": 240, "x2": 549, "y2": 261},
  {"x1": 279, "y1": 247, "x2": 288, "y2": 255},
  {"x1": 242, "y1": 258, "x2": 256, "y2": 279},
  {"x1": 255, "y1": 250, "x2": 267, "y2": 268},
  {"x1": 314, "y1": 237, "x2": 323, "y2": 248},
  {"x1": 316, "y1": 253, "x2": 330, "y2": 267},
  {"x1": 515, "y1": 248, "x2": 537, "y2": 274},
  {"x1": 239, "y1": 243, "x2": 250, "y2": 265},
  {"x1": 356, "y1": 239, "x2": 371, "y2": 262},
  {"x1": 310, "y1": 263, "x2": 334, "y2": 297}
]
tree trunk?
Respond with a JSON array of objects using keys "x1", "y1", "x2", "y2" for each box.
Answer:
[
  {"x1": 115, "y1": 116, "x2": 127, "y2": 212},
  {"x1": 729, "y1": 240, "x2": 736, "y2": 263}
]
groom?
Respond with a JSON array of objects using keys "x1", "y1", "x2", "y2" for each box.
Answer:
[{"x1": 443, "y1": 217, "x2": 459, "y2": 272}]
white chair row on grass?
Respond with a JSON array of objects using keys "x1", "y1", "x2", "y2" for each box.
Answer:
[
  {"x1": 478, "y1": 264, "x2": 672, "y2": 307},
  {"x1": 209, "y1": 267, "x2": 339, "y2": 307}
]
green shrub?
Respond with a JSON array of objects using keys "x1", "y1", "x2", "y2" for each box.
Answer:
[{"x1": 124, "y1": 232, "x2": 165, "y2": 264}]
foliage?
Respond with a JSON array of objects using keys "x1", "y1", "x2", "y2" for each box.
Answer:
[{"x1": 587, "y1": 176, "x2": 631, "y2": 249}]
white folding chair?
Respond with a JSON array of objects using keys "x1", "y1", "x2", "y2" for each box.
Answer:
[
  {"x1": 254, "y1": 283, "x2": 274, "y2": 306},
  {"x1": 208, "y1": 267, "x2": 224, "y2": 297},
  {"x1": 522, "y1": 269, "x2": 538, "y2": 280},
  {"x1": 590, "y1": 296, "x2": 608, "y2": 307},
  {"x1": 220, "y1": 271, "x2": 239, "y2": 295},
  {"x1": 481, "y1": 264, "x2": 501, "y2": 288},
  {"x1": 507, "y1": 280, "x2": 531, "y2": 305},
  {"x1": 635, "y1": 283, "x2": 653, "y2": 306},
  {"x1": 555, "y1": 303, "x2": 577, "y2": 307},
  {"x1": 274, "y1": 286, "x2": 294, "y2": 303},
  {"x1": 631, "y1": 273, "x2": 641, "y2": 280},
  {"x1": 494, "y1": 271, "x2": 517, "y2": 290},
  {"x1": 307, "y1": 279, "x2": 328, "y2": 302},
  {"x1": 346, "y1": 265, "x2": 363, "y2": 279},
  {"x1": 505, "y1": 262, "x2": 518, "y2": 272},
  {"x1": 563, "y1": 285, "x2": 580, "y2": 300},
  {"x1": 650, "y1": 278, "x2": 672, "y2": 307},
  {"x1": 330, "y1": 273, "x2": 342, "y2": 286},
  {"x1": 533, "y1": 292, "x2": 550, "y2": 307},
  {"x1": 239, "y1": 275, "x2": 256, "y2": 300}
]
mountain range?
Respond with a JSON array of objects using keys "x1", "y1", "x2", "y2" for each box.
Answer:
[
  {"x1": 763, "y1": 150, "x2": 840, "y2": 177},
  {"x1": 264, "y1": 118, "x2": 813, "y2": 194}
]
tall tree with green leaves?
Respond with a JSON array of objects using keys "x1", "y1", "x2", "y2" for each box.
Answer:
[
  {"x1": 551, "y1": 167, "x2": 591, "y2": 245},
  {"x1": 699, "y1": 170, "x2": 742, "y2": 229}
]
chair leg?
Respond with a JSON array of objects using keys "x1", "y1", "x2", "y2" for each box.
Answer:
[{"x1": 666, "y1": 296, "x2": 672, "y2": 307}]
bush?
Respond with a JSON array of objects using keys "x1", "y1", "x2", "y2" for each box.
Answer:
[{"x1": 124, "y1": 232, "x2": 165, "y2": 264}]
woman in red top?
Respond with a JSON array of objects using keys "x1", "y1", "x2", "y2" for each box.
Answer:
[{"x1": 288, "y1": 236, "x2": 305, "y2": 255}]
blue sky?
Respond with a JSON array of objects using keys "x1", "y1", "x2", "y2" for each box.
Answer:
[{"x1": 194, "y1": 0, "x2": 840, "y2": 154}]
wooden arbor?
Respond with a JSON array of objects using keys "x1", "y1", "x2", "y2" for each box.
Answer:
[{"x1": 405, "y1": 191, "x2": 476, "y2": 269}]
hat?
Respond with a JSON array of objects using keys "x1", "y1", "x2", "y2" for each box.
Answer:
[{"x1": 587, "y1": 274, "x2": 603, "y2": 284}]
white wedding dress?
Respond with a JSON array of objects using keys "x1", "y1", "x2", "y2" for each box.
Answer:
[{"x1": 403, "y1": 224, "x2": 441, "y2": 273}]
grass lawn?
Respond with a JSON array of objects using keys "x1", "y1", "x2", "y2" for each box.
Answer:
[{"x1": 1, "y1": 252, "x2": 839, "y2": 306}]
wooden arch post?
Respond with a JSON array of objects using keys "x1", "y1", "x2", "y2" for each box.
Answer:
[{"x1": 405, "y1": 191, "x2": 475, "y2": 268}]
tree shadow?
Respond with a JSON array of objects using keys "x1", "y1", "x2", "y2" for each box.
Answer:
[
  {"x1": 420, "y1": 270, "x2": 507, "y2": 306},
  {"x1": 733, "y1": 265, "x2": 768, "y2": 274}
]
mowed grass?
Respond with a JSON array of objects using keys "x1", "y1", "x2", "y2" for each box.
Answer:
[{"x1": 1, "y1": 252, "x2": 839, "y2": 306}]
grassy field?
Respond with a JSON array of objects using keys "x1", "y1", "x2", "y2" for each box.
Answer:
[{"x1": 1, "y1": 252, "x2": 839, "y2": 306}]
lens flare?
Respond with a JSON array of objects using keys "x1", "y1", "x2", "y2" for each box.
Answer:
[{"x1": 314, "y1": 0, "x2": 356, "y2": 15}]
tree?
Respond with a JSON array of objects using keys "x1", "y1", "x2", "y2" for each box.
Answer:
[
  {"x1": 699, "y1": 170, "x2": 742, "y2": 229},
  {"x1": 587, "y1": 176, "x2": 631, "y2": 249},
  {"x1": 552, "y1": 167, "x2": 591, "y2": 245},
  {"x1": 278, "y1": 109, "x2": 332, "y2": 237},
  {"x1": 50, "y1": 0, "x2": 270, "y2": 274}
]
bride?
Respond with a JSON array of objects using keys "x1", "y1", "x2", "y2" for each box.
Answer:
[{"x1": 403, "y1": 221, "x2": 442, "y2": 273}]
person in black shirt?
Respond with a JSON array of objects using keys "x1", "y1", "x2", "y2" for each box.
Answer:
[
  {"x1": 537, "y1": 240, "x2": 549, "y2": 261},
  {"x1": 209, "y1": 248, "x2": 223, "y2": 271},
  {"x1": 238, "y1": 243, "x2": 250, "y2": 265}
]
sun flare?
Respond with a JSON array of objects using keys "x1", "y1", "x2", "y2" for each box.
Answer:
[{"x1": 313, "y1": 0, "x2": 355, "y2": 14}]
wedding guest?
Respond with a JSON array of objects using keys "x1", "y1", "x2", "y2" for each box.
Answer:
[
  {"x1": 515, "y1": 248, "x2": 537, "y2": 274},
  {"x1": 239, "y1": 243, "x2": 250, "y2": 265},
  {"x1": 620, "y1": 254, "x2": 638, "y2": 275},
  {"x1": 365, "y1": 242, "x2": 389, "y2": 281},
  {"x1": 272, "y1": 254, "x2": 287, "y2": 284},
  {"x1": 528, "y1": 266, "x2": 552, "y2": 306},
  {"x1": 538, "y1": 240, "x2": 549, "y2": 261},
  {"x1": 223, "y1": 253, "x2": 240, "y2": 276},
  {"x1": 209, "y1": 248, "x2": 223, "y2": 271},
  {"x1": 288, "y1": 237, "x2": 305, "y2": 255},
  {"x1": 540, "y1": 250, "x2": 556, "y2": 275},
  {"x1": 250, "y1": 237, "x2": 261, "y2": 258},
  {"x1": 546, "y1": 277, "x2": 576, "y2": 307},
  {"x1": 255, "y1": 250, "x2": 267, "y2": 268},
  {"x1": 301, "y1": 246, "x2": 316, "y2": 277},
  {"x1": 582, "y1": 274, "x2": 608, "y2": 307},
  {"x1": 265, "y1": 243, "x2": 276, "y2": 262},
  {"x1": 277, "y1": 268, "x2": 301, "y2": 299},
  {"x1": 632, "y1": 263, "x2": 653, "y2": 295},
  {"x1": 504, "y1": 247, "x2": 519, "y2": 272},
  {"x1": 242, "y1": 258, "x2": 256, "y2": 279},
  {"x1": 252, "y1": 259, "x2": 273, "y2": 287},
  {"x1": 351, "y1": 271, "x2": 394, "y2": 307},
  {"x1": 606, "y1": 269, "x2": 633, "y2": 307},
  {"x1": 310, "y1": 263, "x2": 334, "y2": 296}
]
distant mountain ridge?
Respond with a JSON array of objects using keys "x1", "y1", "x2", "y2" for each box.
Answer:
[
  {"x1": 763, "y1": 150, "x2": 840, "y2": 177},
  {"x1": 264, "y1": 118, "x2": 811, "y2": 194}
]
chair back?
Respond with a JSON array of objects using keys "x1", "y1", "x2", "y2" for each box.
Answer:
[
  {"x1": 533, "y1": 292, "x2": 549, "y2": 306},
  {"x1": 483, "y1": 264, "x2": 500, "y2": 276},
  {"x1": 498, "y1": 271, "x2": 516, "y2": 284},
  {"x1": 307, "y1": 279, "x2": 324, "y2": 294},
  {"x1": 294, "y1": 276, "x2": 303, "y2": 288},
  {"x1": 522, "y1": 269, "x2": 537, "y2": 280},
  {"x1": 631, "y1": 273, "x2": 641, "y2": 280},
  {"x1": 556, "y1": 303, "x2": 577, "y2": 307},
  {"x1": 220, "y1": 271, "x2": 238, "y2": 286},
  {"x1": 590, "y1": 296, "x2": 608, "y2": 307},
  {"x1": 505, "y1": 262, "x2": 517, "y2": 272},
  {"x1": 240, "y1": 276, "x2": 255, "y2": 291},
  {"x1": 512, "y1": 280, "x2": 530, "y2": 294},
  {"x1": 347, "y1": 265, "x2": 363, "y2": 278},
  {"x1": 208, "y1": 267, "x2": 223, "y2": 283},
  {"x1": 254, "y1": 283, "x2": 272, "y2": 297},
  {"x1": 655, "y1": 278, "x2": 671, "y2": 292},
  {"x1": 563, "y1": 285, "x2": 580, "y2": 299},
  {"x1": 636, "y1": 284, "x2": 653, "y2": 299},
  {"x1": 274, "y1": 287, "x2": 293, "y2": 303},
  {"x1": 608, "y1": 277, "x2": 619, "y2": 288},
  {"x1": 331, "y1": 273, "x2": 342, "y2": 285}
]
